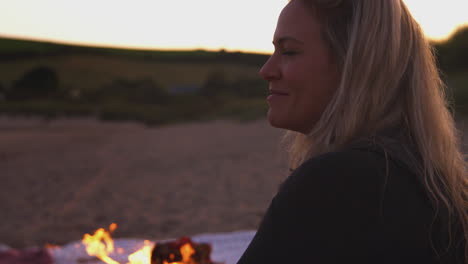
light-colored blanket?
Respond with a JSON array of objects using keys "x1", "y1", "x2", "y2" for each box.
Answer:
[{"x1": 49, "y1": 230, "x2": 256, "y2": 264}]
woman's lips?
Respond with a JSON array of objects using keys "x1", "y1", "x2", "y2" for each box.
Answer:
[
  {"x1": 269, "y1": 89, "x2": 289, "y2": 95},
  {"x1": 267, "y1": 90, "x2": 289, "y2": 102}
]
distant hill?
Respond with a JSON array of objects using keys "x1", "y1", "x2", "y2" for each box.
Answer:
[
  {"x1": 0, "y1": 37, "x2": 271, "y2": 124},
  {"x1": 2, "y1": 26, "x2": 467, "y2": 71},
  {"x1": 432, "y1": 26, "x2": 468, "y2": 73},
  {"x1": 0, "y1": 37, "x2": 269, "y2": 66}
]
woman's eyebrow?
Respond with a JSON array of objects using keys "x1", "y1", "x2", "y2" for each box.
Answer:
[{"x1": 272, "y1": 36, "x2": 304, "y2": 46}]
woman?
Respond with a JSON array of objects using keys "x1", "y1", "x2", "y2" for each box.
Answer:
[{"x1": 237, "y1": 0, "x2": 467, "y2": 263}]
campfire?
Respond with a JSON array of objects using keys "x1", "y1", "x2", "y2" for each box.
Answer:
[
  {"x1": 81, "y1": 223, "x2": 215, "y2": 264},
  {"x1": 0, "y1": 223, "x2": 255, "y2": 264}
]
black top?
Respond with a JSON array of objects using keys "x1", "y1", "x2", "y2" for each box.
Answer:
[{"x1": 237, "y1": 138, "x2": 465, "y2": 264}]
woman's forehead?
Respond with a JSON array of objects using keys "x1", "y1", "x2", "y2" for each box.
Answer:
[{"x1": 273, "y1": 0, "x2": 322, "y2": 44}]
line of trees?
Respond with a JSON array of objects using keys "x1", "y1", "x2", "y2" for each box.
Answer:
[
  {"x1": 433, "y1": 26, "x2": 468, "y2": 73},
  {"x1": 0, "y1": 66, "x2": 267, "y2": 105}
]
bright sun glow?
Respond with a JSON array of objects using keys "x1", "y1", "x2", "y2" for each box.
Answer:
[
  {"x1": 0, "y1": 0, "x2": 466, "y2": 53},
  {"x1": 403, "y1": 0, "x2": 468, "y2": 41}
]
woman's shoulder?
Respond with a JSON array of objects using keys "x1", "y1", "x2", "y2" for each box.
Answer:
[
  {"x1": 276, "y1": 144, "x2": 392, "y2": 218},
  {"x1": 274, "y1": 138, "x2": 464, "y2": 263},
  {"x1": 269, "y1": 139, "x2": 445, "y2": 262},
  {"x1": 288, "y1": 135, "x2": 423, "y2": 187},
  {"x1": 281, "y1": 136, "x2": 429, "y2": 207},
  {"x1": 277, "y1": 135, "x2": 438, "y2": 232},
  {"x1": 283, "y1": 138, "x2": 412, "y2": 192}
]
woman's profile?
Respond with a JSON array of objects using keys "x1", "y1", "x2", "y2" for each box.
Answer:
[{"x1": 237, "y1": 0, "x2": 467, "y2": 263}]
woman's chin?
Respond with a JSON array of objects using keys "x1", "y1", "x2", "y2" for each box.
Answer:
[
  {"x1": 267, "y1": 109, "x2": 287, "y2": 129},
  {"x1": 267, "y1": 109, "x2": 312, "y2": 134}
]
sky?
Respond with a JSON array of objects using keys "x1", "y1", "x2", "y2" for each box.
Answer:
[{"x1": 0, "y1": 0, "x2": 467, "y2": 54}]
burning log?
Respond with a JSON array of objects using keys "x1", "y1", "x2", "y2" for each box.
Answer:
[{"x1": 151, "y1": 237, "x2": 214, "y2": 264}]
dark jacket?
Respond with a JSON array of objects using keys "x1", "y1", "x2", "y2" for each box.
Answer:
[{"x1": 237, "y1": 137, "x2": 465, "y2": 264}]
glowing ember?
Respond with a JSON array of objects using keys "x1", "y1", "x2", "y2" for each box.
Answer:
[
  {"x1": 152, "y1": 237, "x2": 213, "y2": 264},
  {"x1": 160, "y1": 243, "x2": 196, "y2": 264},
  {"x1": 180, "y1": 243, "x2": 195, "y2": 263}
]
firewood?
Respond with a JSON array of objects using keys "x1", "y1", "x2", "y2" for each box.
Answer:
[{"x1": 151, "y1": 237, "x2": 214, "y2": 264}]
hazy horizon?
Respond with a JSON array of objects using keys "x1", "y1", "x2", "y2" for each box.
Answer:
[{"x1": 1, "y1": 0, "x2": 467, "y2": 54}]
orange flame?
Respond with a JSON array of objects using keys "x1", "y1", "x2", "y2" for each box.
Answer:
[
  {"x1": 82, "y1": 223, "x2": 119, "y2": 264},
  {"x1": 82, "y1": 223, "x2": 197, "y2": 264}
]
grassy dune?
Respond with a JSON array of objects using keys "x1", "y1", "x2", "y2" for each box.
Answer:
[
  {"x1": 0, "y1": 36, "x2": 466, "y2": 125},
  {"x1": 0, "y1": 37, "x2": 271, "y2": 124},
  {"x1": 0, "y1": 37, "x2": 268, "y2": 92},
  {"x1": 0, "y1": 54, "x2": 262, "y2": 92}
]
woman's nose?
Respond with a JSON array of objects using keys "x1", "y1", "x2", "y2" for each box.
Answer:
[{"x1": 259, "y1": 56, "x2": 280, "y2": 81}]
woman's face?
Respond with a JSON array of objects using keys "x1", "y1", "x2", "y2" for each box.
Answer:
[{"x1": 260, "y1": 0, "x2": 339, "y2": 134}]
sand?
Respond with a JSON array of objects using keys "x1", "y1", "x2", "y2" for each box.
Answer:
[
  {"x1": 1, "y1": 116, "x2": 466, "y2": 249},
  {"x1": 0, "y1": 117, "x2": 289, "y2": 248}
]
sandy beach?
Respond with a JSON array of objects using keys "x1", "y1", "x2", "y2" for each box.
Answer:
[
  {"x1": 0, "y1": 117, "x2": 289, "y2": 248},
  {"x1": 1, "y1": 116, "x2": 467, "y2": 249}
]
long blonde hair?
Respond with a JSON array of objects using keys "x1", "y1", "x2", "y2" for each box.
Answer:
[{"x1": 284, "y1": 0, "x2": 468, "y2": 260}]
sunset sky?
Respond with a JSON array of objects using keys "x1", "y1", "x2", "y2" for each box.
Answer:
[{"x1": 0, "y1": 0, "x2": 467, "y2": 54}]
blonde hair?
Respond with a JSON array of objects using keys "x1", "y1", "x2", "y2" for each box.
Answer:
[{"x1": 285, "y1": 0, "x2": 468, "y2": 260}]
